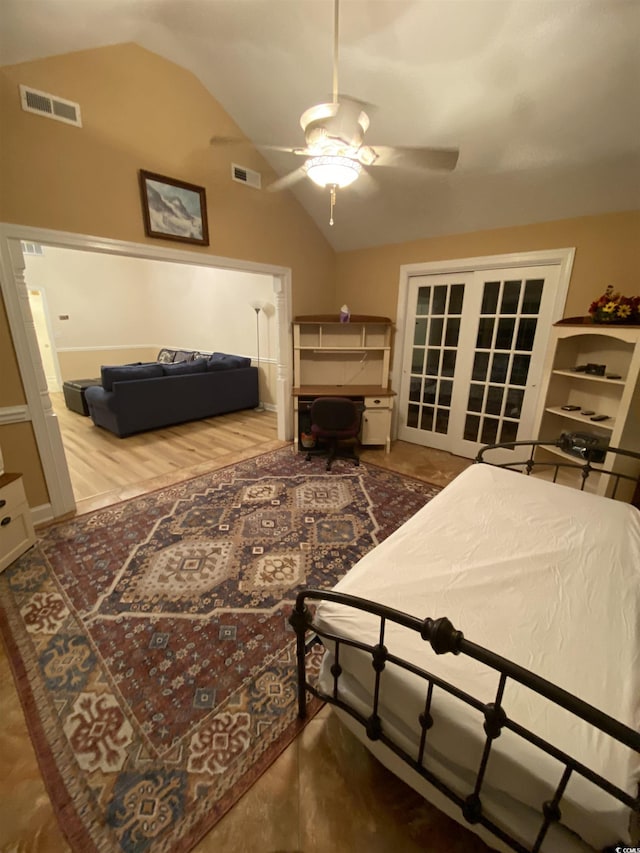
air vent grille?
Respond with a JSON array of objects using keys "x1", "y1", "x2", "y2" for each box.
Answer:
[
  {"x1": 21, "y1": 241, "x2": 44, "y2": 256},
  {"x1": 19, "y1": 85, "x2": 82, "y2": 127},
  {"x1": 231, "y1": 163, "x2": 261, "y2": 189}
]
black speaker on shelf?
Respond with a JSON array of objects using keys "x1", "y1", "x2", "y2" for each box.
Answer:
[{"x1": 559, "y1": 431, "x2": 609, "y2": 463}]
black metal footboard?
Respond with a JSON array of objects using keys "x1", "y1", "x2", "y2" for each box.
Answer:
[
  {"x1": 475, "y1": 439, "x2": 640, "y2": 506},
  {"x1": 290, "y1": 589, "x2": 640, "y2": 853}
]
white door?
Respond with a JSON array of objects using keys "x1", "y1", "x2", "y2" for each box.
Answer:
[
  {"x1": 27, "y1": 288, "x2": 62, "y2": 392},
  {"x1": 398, "y1": 264, "x2": 561, "y2": 461}
]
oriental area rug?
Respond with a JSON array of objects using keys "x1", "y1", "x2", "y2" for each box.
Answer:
[{"x1": 0, "y1": 447, "x2": 440, "y2": 853}]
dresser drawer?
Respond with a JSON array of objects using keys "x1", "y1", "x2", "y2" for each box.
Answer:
[
  {"x1": 364, "y1": 396, "x2": 392, "y2": 410},
  {"x1": 0, "y1": 474, "x2": 36, "y2": 573},
  {"x1": 0, "y1": 474, "x2": 29, "y2": 512}
]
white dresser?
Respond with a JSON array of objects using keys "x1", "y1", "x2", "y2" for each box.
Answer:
[{"x1": 0, "y1": 473, "x2": 36, "y2": 572}]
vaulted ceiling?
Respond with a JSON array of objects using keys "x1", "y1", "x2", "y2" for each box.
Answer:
[{"x1": 2, "y1": 0, "x2": 639, "y2": 251}]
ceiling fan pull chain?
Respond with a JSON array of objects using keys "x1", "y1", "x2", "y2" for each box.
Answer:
[{"x1": 329, "y1": 185, "x2": 337, "y2": 226}]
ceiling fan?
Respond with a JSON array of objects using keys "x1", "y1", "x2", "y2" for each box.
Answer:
[{"x1": 266, "y1": 0, "x2": 460, "y2": 225}]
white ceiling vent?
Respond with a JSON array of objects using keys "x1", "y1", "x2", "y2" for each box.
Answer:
[
  {"x1": 231, "y1": 163, "x2": 261, "y2": 189},
  {"x1": 19, "y1": 85, "x2": 82, "y2": 127},
  {"x1": 21, "y1": 241, "x2": 44, "y2": 256}
]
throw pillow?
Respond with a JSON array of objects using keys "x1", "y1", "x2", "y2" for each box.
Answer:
[
  {"x1": 207, "y1": 352, "x2": 252, "y2": 371},
  {"x1": 157, "y1": 348, "x2": 176, "y2": 363},
  {"x1": 101, "y1": 362, "x2": 164, "y2": 392},
  {"x1": 173, "y1": 350, "x2": 196, "y2": 363},
  {"x1": 162, "y1": 358, "x2": 207, "y2": 376}
]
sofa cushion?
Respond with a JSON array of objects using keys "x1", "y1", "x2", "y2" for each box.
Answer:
[
  {"x1": 162, "y1": 358, "x2": 208, "y2": 376},
  {"x1": 207, "y1": 352, "x2": 252, "y2": 371},
  {"x1": 157, "y1": 348, "x2": 176, "y2": 363},
  {"x1": 101, "y1": 362, "x2": 164, "y2": 391}
]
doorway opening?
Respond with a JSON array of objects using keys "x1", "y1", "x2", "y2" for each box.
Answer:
[{"x1": 0, "y1": 224, "x2": 293, "y2": 521}]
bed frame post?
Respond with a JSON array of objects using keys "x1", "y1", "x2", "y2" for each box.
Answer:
[{"x1": 290, "y1": 595, "x2": 312, "y2": 719}]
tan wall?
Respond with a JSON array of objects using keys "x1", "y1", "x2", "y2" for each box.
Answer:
[
  {"x1": 0, "y1": 43, "x2": 336, "y2": 504},
  {"x1": 57, "y1": 347, "x2": 159, "y2": 381},
  {"x1": 0, "y1": 43, "x2": 335, "y2": 309},
  {"x1": 335, "y1": 211, "x2": 640, "y2": 322}
]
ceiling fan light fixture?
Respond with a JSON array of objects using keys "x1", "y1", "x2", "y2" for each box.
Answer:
[{"x1": 304, "y1": 155, "x2": 361, "y2": 188}]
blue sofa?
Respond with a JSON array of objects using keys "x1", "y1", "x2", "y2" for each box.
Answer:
[{"x1": 85, "y1": 352, "x2": 258, "y2": 437}]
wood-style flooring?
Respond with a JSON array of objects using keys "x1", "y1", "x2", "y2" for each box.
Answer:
[
  {"x1": 1, "y1": 401, "x2": 482, "y2": 853},
  {"x1": 50, "y1": 392, "x2": 286, "y2": 511}
]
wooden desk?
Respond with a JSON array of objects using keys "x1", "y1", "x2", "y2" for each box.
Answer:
[
  {"x1": 293, "y1": 316, "x2": 395, "y2": 453},
  {"x1": 293, "y1": 386, "x2": 395, "y2": 453}
]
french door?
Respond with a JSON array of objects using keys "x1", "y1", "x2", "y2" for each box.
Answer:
[{"x1": 397, "y1": 264, "x2": 561, "y2": 461}]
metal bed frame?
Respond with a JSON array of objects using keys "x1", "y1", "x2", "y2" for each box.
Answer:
[
  {"x1": 289, "y1": 441, "x2": 640, "y2": 852},
  {"x1": 474, "y1": 438, "x2": 640, "y2": 506}
]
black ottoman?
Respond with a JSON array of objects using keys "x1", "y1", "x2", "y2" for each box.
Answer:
[{"x1": 62, "y1": 378, "x2": 101, "y2": 416}]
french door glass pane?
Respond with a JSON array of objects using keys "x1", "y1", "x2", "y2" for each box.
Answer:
[
  {"x1": 490, "y1": 353, "x2": 509, "y2": 383},
  {"x1": 414, "y1": 318, "x2": 427, "y2": 346},
  {"x1": 496, "y1": 318, "x2": 515, "y2": 349},
  {"x1": 449, "y1": 284, "x2": 464, "y2": 314},
  {"x1": 445, "y1": 318, "x2": 460, "y2": 347},
  {"x1": 481, "y1": 282, "x2": 500, "y2": 314},
  {"x1": 432, "y1": 286, "x2": 447, "y2": 314},
  {"x1": 501, "y1": 281, "x2": 521, "y2": 314},
  {"x1": 476, "y1": 318, "x2": 494, "y2": 348},
  {"x1": 510, "y1": 354, "x2": 530, "y2": 386},
  {"x1": 472, "y1": 352, "x2": 490, "y2": 381},
  {"x1": 522, "y1": 279, "x2": 544, "y2": 313},
  {"x1": 429, "y1": 318, "x2": 444, "y2": 346},
  {"x1": 417, "y1": 287, "x2": 430, "y2": 313},
  {"x1": 516, "y1": 318, "x2": 537, "y2": 351},
  {"x1": 462, "y1": 276, "x2": 543, "y2": 445}
]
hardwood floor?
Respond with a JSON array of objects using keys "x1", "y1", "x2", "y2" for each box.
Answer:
[
  {"x1": 51, "y1": 392, "x2": 472, "y2": 515},
  {"x1": 50, "y1": 393, "x2": 286, "y2": 513}
]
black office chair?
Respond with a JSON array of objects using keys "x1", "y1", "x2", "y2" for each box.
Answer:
[{"x1": 305, "y1": 396, "x2": 362, "y2": 471}]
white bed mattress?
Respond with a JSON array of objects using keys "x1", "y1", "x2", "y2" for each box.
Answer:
[{"x1": 315, "y1": 464, "x2": 640, "y2": 851}]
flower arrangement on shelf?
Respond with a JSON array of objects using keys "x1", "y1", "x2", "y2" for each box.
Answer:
[{"x1": 588, "y1": 285, "x2": 640, "y2": 324}]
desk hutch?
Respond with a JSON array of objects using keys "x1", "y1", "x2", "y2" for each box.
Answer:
[{"x1": 292, "y1": 315, "x2": 395, "y2": 452}]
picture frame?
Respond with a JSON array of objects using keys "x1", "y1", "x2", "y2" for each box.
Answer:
[{"x1": 138, "y1": 170, "x2": 209, "y2": 246}]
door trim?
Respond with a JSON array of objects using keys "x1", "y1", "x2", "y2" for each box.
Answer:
[
  {"x1": 0, "y1": 222, "x2": 293, "y2": 521},
  {"x1": 391, "y1": 248, "x2": 575, "y2": 440}
]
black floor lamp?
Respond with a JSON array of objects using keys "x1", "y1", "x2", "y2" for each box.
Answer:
[{"x1": 250, "y1": 300, "x2": 265, "y2": 412}]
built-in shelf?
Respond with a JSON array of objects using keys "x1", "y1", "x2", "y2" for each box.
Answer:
[
  {"x1": 551, "y1": 369, "x2": 626, "y2": 386},
  {"x1": 544, "y1": 406, "x2": 616, "y2": 430},
  {"x1": 533, "y1": 322, "x2": 640, "y2": 499}
]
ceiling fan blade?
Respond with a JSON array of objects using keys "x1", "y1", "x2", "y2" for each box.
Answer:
[
  {"x1": 209, "y1": 136, "x2": 309, "y2": 157},
  {"x1": 266, "y1": 167, "x2": 307, "y2": 192},
  {"x1": 262, "y1": 146, "x2": 310, "y2": 156},
  {"x1": 352, "y1": 169, "x2": 377, "y2": 198},
  {"x1": 371, "y1": 145, "x2": 460, "y2": 172}
]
